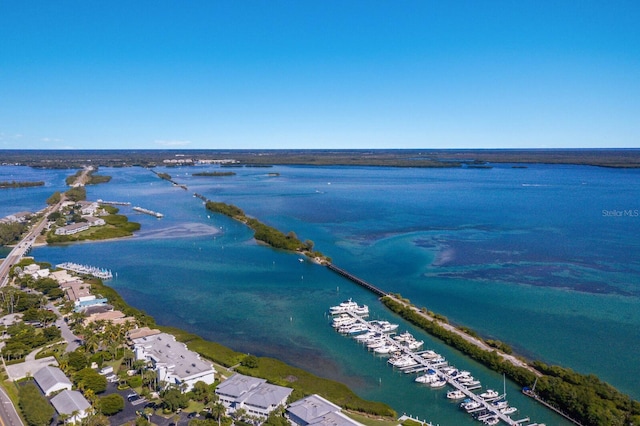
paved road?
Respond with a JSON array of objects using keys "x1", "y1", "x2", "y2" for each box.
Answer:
[{"x1": 0, "y1": 386, "x2": 23, "y2": 426}]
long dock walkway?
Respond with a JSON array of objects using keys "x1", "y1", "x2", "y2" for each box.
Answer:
[
  {"x1": 327, "y1": 264, "x2": 388, "y2": 297},
  {"x1": 334, "y1": 307, "x2": 540, "y2": 426}
]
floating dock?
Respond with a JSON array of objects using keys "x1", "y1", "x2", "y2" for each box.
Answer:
[
  {"x1": 56, "y1": 262, "x2": 113, "y2": 280},
  {"x1": 133, "y1": 206, "x2": 163, "y2": 218}
]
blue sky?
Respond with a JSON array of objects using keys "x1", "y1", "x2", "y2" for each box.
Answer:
[{"x1": 1, "y1": 1, "x2": 638, "y2": 150}]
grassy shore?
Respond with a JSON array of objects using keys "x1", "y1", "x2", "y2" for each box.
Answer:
[{"x1": 88, "y1": 280, "x2": 397, "y2": 418}]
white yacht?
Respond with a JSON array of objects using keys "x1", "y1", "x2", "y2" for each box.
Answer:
[
  {"x1": 373, "y1": 345, "x2": 396, "y2": 354},
  {"x1": 446, "y1": 389, "x2": 466, "y2": 400},
  {"x1": 354, "y1": 331, "x2": 376, "y2": 341},
  {"x1": 500, "y1": 406, "x2": 517, "y2": 415},
  {"x1": 329, "y1": 299, "x2": 359, "y2": 315},
  {"x1": 461, "y1": 400, "x2": 482, "y2": 412},
  {"x1": 415, "y1": 369, "x2": 438, "y2": 383},
  {"x1": 479, "y1": 389, "x2": 500, "y2": 400},
  {"x1": 430, "y1": 379, "x2": 447, "y2": 389}
]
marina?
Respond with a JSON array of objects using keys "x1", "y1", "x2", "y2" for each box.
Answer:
[
  {"x1": 132, "y1": 206, "x2": 164, "y2": 218},
  {"x1": 329, "y1": 300, "x2": 544, "y2": 426},
  {"x1": 56, "y1": 262, "x2": 113, "y2": 280}
]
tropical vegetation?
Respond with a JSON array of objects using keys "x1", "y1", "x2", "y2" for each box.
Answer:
[{"x1": 381, "y1": 295, "x2": 640, "y2": 426}]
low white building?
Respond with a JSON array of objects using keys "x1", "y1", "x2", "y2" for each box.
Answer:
[
  {"x1": 51, "y1": 390, "x2": 92, "y2": 424},
  {"x1": 216, "y1": 373, "x2": 292, "y2": 418},
  {"x1": 55, "y1": 223, "x2": 90, "y2": 235},
  {"x1": 287, "y1": 394, "x2": 364, "y2": 426},
  {"x1": 6, "y1": 211, "x2": 31, "y2": 222},
  {"x1": 77, "y1": 201, "x2": 99, "y2": 216},
  {"x1": 84, "y1": 216, "x2": 105, "y2": 226},
  {"x1": 132, "y1": 332, "x2": 215, "y2": 392},
  {"x1": 33, "y1": 366, "x2": 73, "y2": 396}
]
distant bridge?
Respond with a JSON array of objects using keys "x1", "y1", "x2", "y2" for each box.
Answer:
[{"x1": 326, "y1": 263, "x2": 388, "y2": 297}]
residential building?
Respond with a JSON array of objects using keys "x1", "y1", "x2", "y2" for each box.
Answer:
[
  {"x1": 6, "y1": 211, "x2": 31, "y2": 222},
  {"x1": 84, "y1": 216, "x2": 105, "y2": 226},
  {"x1": 55, "y1": 222, "x2": 90, "y2": 235},
  {"x1": 287, "y1": 395, "x2": 364, "y2": 426},
  {"x1": 51, "y1": 390, "x2": 92, "y2": 423},
  {"x1": 77, "y1": 201, "x2": 99, "y2": 215},
  {"x1": 33, "y1": 366, "x2": 72, "y2": 396},
  {"x1": 132, "y1": 332, "x2": 215, "y2": 392},
  {"x1": 216, "y1": 373, "x2": 292, "y2": 418}
]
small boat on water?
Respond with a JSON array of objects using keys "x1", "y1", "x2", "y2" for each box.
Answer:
[
  {"x1": 373, "y1": 345, "x2": 396, "y2": 354},
  {"x1": 479, "y1": 389, "x2": 500, "y2": 400},
  {"x1": 446, "y1": 389, "x2": 466, "y2": 400},
  {"x1": 482, "y1": 416, "x2": 499, "y2": 425},
  {"x1": 461, "y1": 400, "x2": 482, "y2": 412},
  {"x1": 491, "y1": 399, "x2": 509, "y2": 410},
  {"x1": 369, "y1": 320, "x2": 399, "y2": 333},
  {"x1": 415, "y1": 369, "x2": 438, "y2": 383},
  {"x1": 500, "y1": 406, "x2": 517, "y2": 415},
  {"x1": 329, "y1": 299, "x2": 369, "y2": 316},
  {"x1": 430, "y1": 379, "x2": 447, "y2": 389}
]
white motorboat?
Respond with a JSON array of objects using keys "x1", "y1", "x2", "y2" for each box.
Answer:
[
  {"x1": 329, "y1": 299, "x2": 359, "y2": 315},
  {"x1": 446, "y1": 389, "x2": 466, "y2": 400},
  {"x1": 388, "y1": 355, "x2": 418, "y2": 368},
  {"x1": 373, "y1": 345, "x2": 397, "y2": 354},
  {"x1": 393, "y1": 331, "x2": 414, "y2": 342},
  {"x1": 500, "y1": 406, "x2": 517, "y2": 415},
  {"x1": 354, "y1": 331, "x2": 375, "y2": 341},
  {"x1": 491, "y1": 399, "x2": 509, "y2": 410},
  {"x1": 430, "y1": 380, "x2": 447, "y2": 389},
  {"x1": 461, "y1": 400, "x2": 482, "y2": 412},
  {"x1": 483, "y1": 416, "x2": 499, "y2": 425},
  {"x1": 415, "y1": 369, "x2": 438, "y2": 383},
  {"x1": 479, "y1": 389, "x2": 499, "y2": 400},
  {"x1": 403, "y1": 339, "x2": 424, "y2": 351},
  {"x1": 419, "y1": 350, "x2": 440, "y2": 359},
  {"x1": 366, "y1": 339, "x2": 387, "y2": 349}
]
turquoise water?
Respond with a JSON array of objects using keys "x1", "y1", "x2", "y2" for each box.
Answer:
[{"x1": 11, "y1": 163, "x2": 640, "y2": 425}]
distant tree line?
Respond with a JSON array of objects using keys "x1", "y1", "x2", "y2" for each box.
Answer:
[
  {"x1": 381, "y1": 296, "x2": 640, "y2": 426},
  {"x1": 193, "y1": 171, "x2": 236, "y2": 177},
  {"x1": 0, "y1": 180, "x2": 44, "y2": 189},
  {"x1": 205, "y1": 201, "x2": 326, "y2": 261}
]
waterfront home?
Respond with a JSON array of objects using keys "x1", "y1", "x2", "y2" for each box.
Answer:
[
  {"x1": 132, "y1": 332, "x2": 216, "y2": 392},
  {"x1": 50, "y1": 390, "x2": 92, "y2": 424},
  {"x1": 84, "y1": 216, "x2": 106, "y2": 226},
  {"x1": 50, "y1": 269, "x2": 75, "y2": 284},
  {"x1": 60, "y1": 280, "x2": 92, "y2": 302},
  {"x1": 84, "y1": 310, "x2": 135, "y2": 326},
  {"x1": 215, "y1": 373, "x2": 293, "y2": 418},
  {"x1": 74, "y1": 295, "x2": 108, "y2": 312},
  {"x1": 127, "y1": 326, "x2": 161, "y2": 341},
  {"x1": 77, "y1": 201, "x2": 99, "y2": 215},
  {"x1": 287, "y1": 394, "x2": 364, "y2": 426},
  {"x1": 55, "y1": 222, "x2": 90, "y2": 236},
  {"x1": 22, "y1": 263, "x2": 50, "y2": 279},
  {"x1": 6, "y1": 211, "x2": 32, "y2": 223},
  {"x1": 33, "y1": 366, "x2": 73, "y2": 396}
]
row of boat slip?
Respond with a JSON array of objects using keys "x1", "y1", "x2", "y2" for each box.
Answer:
[
  {"x1": 329, "y1": 298, "x2": 369, "y2": 316},
  {"x1": 329, "y1": 301, "x2": 539, "y2": 426}
]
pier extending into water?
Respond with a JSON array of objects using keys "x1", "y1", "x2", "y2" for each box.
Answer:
[
  {"x1": 327, "y1": 264, "x2": 388, "y2": 297},
  {"x1": 133, "y1": 206, "x2": 164, "y2": 218}
]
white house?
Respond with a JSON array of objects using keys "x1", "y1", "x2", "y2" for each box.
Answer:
[
  {"x1": 50, "y1": 390, "x2": 92, "y2": 423},
  {"x1": 84, "y1": 216, "x2": 106, "y2": 226},
  {"x1": 33, "y1": 366, "x2": 73, "y2": 396},
  {"x1": 77, "y1": 201, "x2": 99, "y2": 216},
  {"x1": 6, "y1": 211, "x2": 31, "y2": 222},
  {"x1": 55, "y1": 223, "x2": 90, "y2": 235},
  {"x1": 132, "y1": 332, "x2": 216, "y2": 392},
  {"x1": 215, "y1": 373, "x2": 292, "y2": 418},
  {"x1": 287, "y1": 394, "x2": 364, "y2": 426}
]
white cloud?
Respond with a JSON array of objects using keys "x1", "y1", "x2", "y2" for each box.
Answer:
[
  {"x1": 154, "y1": 139, "x2": 192, "y2": 147},
  {"x1": 41, "y1": 137, "x2": 63, "y2": 142}
]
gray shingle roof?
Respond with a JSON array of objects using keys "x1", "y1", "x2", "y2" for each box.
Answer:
[
  {"x1": 33, "y1": 366, "x2": 72, "y2": 395},
  {"x1": 51, "y1": 390, "x2": 91, "y2": 415},
  {"x1": 216, "y1": 373, "x2": 265, "y2": 398},
  {"x1": 244, "y1": 382, "x2": 292, "y2": 409},
  {"x1": 287, "y1": 394, "x2": 341, "y2": 423}
]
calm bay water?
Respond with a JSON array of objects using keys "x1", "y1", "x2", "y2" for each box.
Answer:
[{"x1": 5, "y1": 163, "x2": 639, "y2": 425}]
